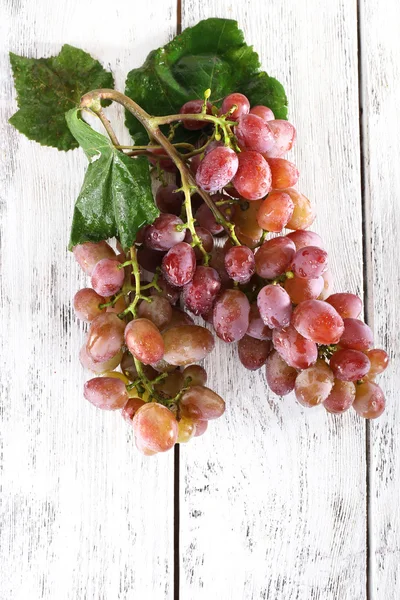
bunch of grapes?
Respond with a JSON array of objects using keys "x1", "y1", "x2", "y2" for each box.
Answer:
[{"x1": 73, "y1": 91, "x2": 389, "y2": 455}]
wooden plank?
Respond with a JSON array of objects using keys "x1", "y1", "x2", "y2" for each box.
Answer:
[
  {"x1": 0, "y1": 2, "x2": 176, "y2": 598},
  {"x1": 359, "y1": 0, "x2": 400, "y2": 597},
  {"x1": 180, "y1": 1, "x2": 367, "y2": 598}
]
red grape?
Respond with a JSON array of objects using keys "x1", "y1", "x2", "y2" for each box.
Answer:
[
  {"x1": 232, "y1": 151, "x2": 272, "y2": 200},
  {"x1": 86, "y1": 313, "x2": 125, "y2": 363},
  {"x1": 221, "y1": 93, "x2": 250, "y2": 119},
  {"x1": 319, "y1": 269, "x2": 334, "y2": 300},
  {"x1": 254, "y1": 236, "x2": 296, "y2": 279},
  {"x1": 195, "y1": 203, "x2": 224, "y2": 235},
  {"x1": 284, "y1": 276, "x2": 324, "y2": 304},
  {"x1": 180, "y1": 385, "x2": 225, "y2": 420},
  {"x1": 137, "y1": 246, "x2": 165, "y2": 273},
  {"x1": 257, "y1": 284, "x2": 292, "y2": 329},
  {"x1": 79, "y1": 345, "x2": 122, "y2": 374},
  {"x1": 73, "y1": 241, "x2": 115, "y2": 275},
  {"x1": 325, "y1": 293, "x2": 362, "y2": 319},
  {"x1": 265, "y1": 350, "x2": 297, "y2": 396},
  {"x1": 286, "y1": 230, "x2": 324, "y2": 251},
  {"x1": 224, "y1": 245, "x2": 255, "y2": 283},
  {"x1": 291, "y1": 246, "x2": 328, "y2": 279},
  {"x1": 182, "y1": 266, "x2": 221, "y2": 315},
  {"x1": 184, "y1": 227, "x2": 214, "y2": 259},
  {"x1": 323, "y1": 380, "x2": 355, "y2": 414},
  {"x1": 263, "y1": 120, "x2": 296, "y2": 158},
  {"x1": 213, "y1": 289, "x2": 250, "y2": 342},
  {"x1": 122, "y1": 397, "x2": 146, "y2": 422},
  {"x1": 294, "y1": 360, "x2": 334, "y2": 407},
  {"x1": 150, "y1": 275, "x2": 180, "y2": 305},
  {"x1": 120, "y1": 351, "x2": 157, "y2": 381},
  {"x1": 148, "y1": 147, "x2": 176, "y2": 172},
  {"x1": 353, "y1": 381, "x2": 385, "y2": 419},
  {"x1": 133, "y1": 403, "x2": 178, "y2": 454},
  {"x1": 330, "y1": 349, "x2": 371, "y2": 382},
  {"x1": 247, "y1": 303, "x2": 272, "y2": 340},
  {"x1": 256, "y1": 191, "x2": 294, "y2": 232},
  {"x1": 145, "y1": 214, "x2": 185, "y2": 251},
  {"x1": 235, "y1": 114, "x2": 275, "y2": 153},
  {"x1": 283, "y1": 189, "x2": 315, "y2": 230},
  {"x1": 238, "y1": 335, "x2": 271, "y2": 370},
  {"x1": 137, "y1": 296, "x2": 173, "y2": 330},
  {"x1": 155, "y1": 371, "x2": 184, "y2": 398},
  {"x1": 266, "y1": 158, "x2": 299, "y2": 189},
  {"x1": 162, "y1": 325, "x2": 214, "y2": 366},
  {"x1": 162, "y1": 242, "x2": 196, "y2": 287},
  {"x1": 272, "y1": 324, "x2": 318, "y2": 369},
  {"x1": 124, "y1": 318, "x2": 164, "y2": 364},
  {"x1": 339, "y1": 318, "x2": 373, "y2": 351},
  {"x1": 74, "y1": 288, "x2": 105, "y2": 322},
  {"x1": 91, "y1": 258, "x2": 124, "y2": 297},
  {"x1": 365, "y1": 349, "x2": 389, "y2": 379},
  {"x1": 84, "y1": 377, "x2": 128, "y2": 410},
  {"x1": 163, "y1": 307, "x2": 195, "y2": 330},
  {"x1": 196, "y1": 146, "x2": 239, "y2": 192},
  {"x1": 292, "y1": 300, "x2": 344, "y2": 344},
  {"x1": 183, "y1": 364, "x2": 208, "y2": 387},
  {"x1": 179, "y1": 99, "x2": 212, "y2": 130},
  {"x1": 209, "y1": 247, "x2": 232, "y2": 289},
  {"x1": 232, "y1": 199, "x2": 264, "y2": 247},
  {"x1": 250, "y1": 105, "x2": 275, "y2": 122},
  {"x1": 155, "y1": 184, "x2": 184, "y2": 215},
  {"x1": 193, "y1": 419, "x2": 209, "y2": 437}
]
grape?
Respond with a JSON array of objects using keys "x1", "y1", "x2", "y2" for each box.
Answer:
[
  {"x1": 286, "y1": 230, "x2": 324, "y2": 251},
  {"x1": 257, "y1": 285, "x2": 292, "y2": 329},
  {"x1": 177, "y1": 417, "x2": 197, "y2": 443},
  {"x1": 263, "y1": 120, "x2": 297, "y2": 158},
  {"x1": 323, "y1": 380, "x2": 355, "y2": 414},
  {"x1": 329, "y1": 349, "x2": 371, "y2": 382},
  {"x1": 79, "y1": 345, "x2": 123, "y2": 374},
  {"x1": 294, "y1": 360, "x2": 334, "y2": 407},
  {"x1": 209, "y1": 247, "x2": 232, "y2": 289},
  {"x1": 232, "y1": 199, "x2": 264, "y2": 248},
  {"x1": 148, "y1": 147, "x2": 176, "y2": 172},
  {"x1": 133, "y1": 403, "x2": 178, "y2": 454},
  {"x1": 193, "y1": 419, "x2": 208, "y2": 437},
  {"x1": 163, "y1": 325, "x2": 215, "y2": 366},
  {"x1": 247, "y1": 303, "x2": 272, "y2": 340},
  {"x1": 291, "y1": 246, "x2": 328, "y2": 279},
  {"x1": 73, "y1": 241, "x2": 115, "y2": 275},
  {"x1": 91, "y1": 258, "x2": 124, "y2": 297},
  {"x1": 195, "y1": 203, "x2": 224, "y2": 235},
  {"x1": 184, "y1": 227, "x2": 214, "y2": 260},
  {"x1": 238, "y1": 335, "x2": 271, "y2": 370},
  {"x1": 145, "y1": 214, "x2": 186, "y2": 251},
  {"x1": 84, "y1": 377, "x2": 128, "y2": 410},
  {"x1": 180, "y1": 385, "x2": 225, "y2": 420},
  {"x1": 155, "y1": 371, "x2": 184, "y2": 398},
  {"x1": 221, "y1": 93, "x2": 250, "y2": 119},
  {"x1": 284, "y1": 276, "x2": 324, "y2": 304},
  {"x1": 151, "y1": 358, "x2": 177, "y2": 373},
  {"x1": 189, "y1": 154, "x2": 202, "y2": 175},
  {"x1": 156, "y1": 184, "x2": 184, "y2": 215},
  {"x1": 339, "y1": 318, "x2": 373, "y2": 351},
  {"x1": 179, "y1": 99, "x2": 212, "y2": 130},
  {"x1": 150, "y1": 275, "x2": 180, "y2": 305},
  {"x1": 254, "y1": 236, "x2": 296, "y2": 279},
  {"x1": 224, "y1": 245, "x2": 255, "y2": 283},
  {"x1": 74, "y1": 288, "x2": 105, "y2": 322},
  {"x1": 234, "y1": 114, "x2": 275, "y2": 153},
  {"x1": 164, "y1": 307, "x2": 195, "y2": 330},
  {"x1": 232, "y1": 151, "x2": 272, "y2": 200},
  {"x1": 265, "y1": 350, "x2": 297, "y2": 395},
  {"x1": 106, "y1": 294, "x2": 127, "y2": 315},
  {"x1": 182, "y1": 365, "x2": 207, "y2": 387},
  {"x1": 283, "y1": 189, "x2": 315, "y2": 230},
  {"x1": 124, "y1": 318, "x2": 164, "y2": 365},
  {"x1": 195, "y1": 146, "x2": 239, "y2": 192},
  {"x1": 256, "y1": 191, "x2": 294, "y2": 232},
  {"x1": 137, "y1": 296, "x2": 173, "y2": 329},
  {"x1": 365, "y1": 349, "x2": 389, "y2": 379},
  {"x1": 319, "y1": 270, "x2": 334, "y2": 300},
  {"x1": 86, "y1": 313, "x2": 125, "y2": 362},
  {"x1": 162, "y1": 242, "x2": 196, "y2": 287},
  {"x1": 182, "y1": 266, "x2": 221, "y2": 315},
  {"x1": 250, "y1": 105, "x2": 275, "y2": 122},
  {"x1": 204, "y1": 140, "x2": 224, "y2": 155},
  {"x1": 292, "y1": 300, "x2": 344, "y2": 344},
  {"x1": 122, "y1": 397, "x2": 146, "y2": 422},
  {"x1": 120, "y1": 351, "x2": 157, "y2": 381},
  {"x1": 272, "y1": 324, "x2": 318, "y2": 369},
  {"x1": 213, "y1": 289, "x2": 250, "y2": 342},
  {"x1": 353, "y1": 381, "x2": 385, "y2": 419},
  {"x1": 325, "y1": 293, "x2": 362, "y2": 319},
  {"x1": 266, "y1": 158, "x2": 299, "y2": 189},
  {"x1": 137, "y1": 246, "x2": 165, "y2": 273},
  {"x1": 101, "y1": 370, "x2": 130, "y2": 384}
]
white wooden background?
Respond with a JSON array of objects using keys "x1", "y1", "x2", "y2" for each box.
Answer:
[{"x1": 0, "y1": 0, "x2": 399, "y2": 598}]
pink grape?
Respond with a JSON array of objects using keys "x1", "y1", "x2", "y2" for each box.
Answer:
[
  {"x1": 137, "y1": 296, "x2": 173, "y2": 330},
  {"x1": 266, "y1": 158, "x2": 299, "y2": 189},
  {"x1": 79, "y1": 346, "x2": 122, "y2": 374},
  {"x1": 263, "y1": 120, "x2": 296, "y2": 158},
  {"x1": 319, "y1": 270, "x2": 334, "y2": 300},
  {"x1": 91, "y1": 258, "x2": 124, "y2": 297},
  {"x1": 339, "y1": 318, "x2": 374, "y2": 351},
  {"x1": 330, "y1": 349, "x2": 371, "y2": 382},
  {"x1": 326, "y1": 293, "x2": 362, "y2": 319},
  {"x1": 291, "y1": 246, "x2": 328, "y2": 279},
  {"x1": 286, "y1": 230, "x2": 324, "y2": 251},
  {"x1": 213, "y1": 289, "x2": 250, "y2": 342},
  {"x1": 250, "y1": 105, "x2": 275, "y2": 122},
  {"x1": 284, "y1": 276, "x2": 324, "y2": 304},
  {"x1": 180, "y1": 386, "x2": 225, "y2": 420},
  {"x1": 283, "y1": 189, "x2": 315, "y2": 230},
  {"x1": 184, "y1": 227, "x2": 214, "y2": 259},
  {"x1": 294, "y1": 360, "x2": 334, "y2": 407},
  {"x1": 183, "y1": 365, "x2": 207, "y2": 387},
  {"x1": 265, "y1": 350, "x2": 297, "y2": 395},
  {"x1": 224, "y1": 245, "x2": 255, "y2": 283},
  {"x1": 84, "y1": 377, "x2": 128, "y2": 410},
  {"x1": 204, "y1": 140, "x2": 224, "y2": 155},
  {"x1": 86, "y1": 313, "x2": 125, "y2": 363},
  {"x1": 247, "y1": 303, "x2": 272, "y2": 340},
  {"x1": 124, "y1": 318, "x2": 164, "y2": 365},
  {"x1": 353, "y1": 381, "x2": 386, "y2": 419},
  {"x1": 106, "y1": 295, "x2": 126, "y2": 315},
  {"x1": 254, "y1": 236, "x2": 296, "y2": 279},
  {"x1": 292, "y1": 300, "x2": 344, "y2": 344},
  {"x1": 164, "y1": 307, "x2": 195, "y2": 330},
  {"x1": 272, "y1": 324, "x2": 318, "y2": 370},
  {"x1": 323, "y1": 380, "x2": 356, "y2": 414},
  {"x1": 221, "y1": 93, "x2": 250, "y2": 119},
  {"x1": 232, "y1": 151, "x2": 272, "y2": 200},
  {"x1": 182, "y1": 266, "x2": 221, "y2": 315},
  {"x1": 150, "y1": 358, "x2": 177, "y2": 374},
  {"x1": 73, "y1": 241, "x2": 115, "y2": 275},
  {"x1": 155, "y1": 184, "x2": 184, "y2": 215},
  {"x1": 193, "y1": 419, "x2": 208, "y2": 437},
  {"x1": 122, "y1": 397, "x2": 146, "y2": 422},
  {"x1": 162, "y1": 325, "x2": 214, "y2": 366},
  {"x1": 256, "y1": 191, "x2": 294, "y2": 232},
  {"x1": 195, "y1": 146, "x2": 239, "y2": 192},
  {"x1": 145, "y1": 214, "x2": 186, "y2": 251},
  {"x1": 162, "y1": 242, "x2": 196, "y2": 287},
  {"x1": 133, "y1": 403, "x2": 178, "y2": 454},
  {"x1": 74, "y1": 288, "x2": 105, "y2": 322},
  {"x1": 257, "y1": 285, "x2": 292, "y2": 329},
  {"x1": 238, "y1": 335, "x2": 271, "y2": 370},
  {"x1": 365, "y1": 349, "x2": 389, "y2": 379},
  {"x1": 195, "y1": 203, "x2": 224, "y2": 235},
  {"x1": 235, "y1": 114, "x2": 275, "y2": 153},
  {"x1": 179, "y1": 99, "x2": 212, "y2": 130}
]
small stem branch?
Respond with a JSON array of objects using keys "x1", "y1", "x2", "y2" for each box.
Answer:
[{"x1": 95, "y1": 107, "x2": 120, "y2": 147}]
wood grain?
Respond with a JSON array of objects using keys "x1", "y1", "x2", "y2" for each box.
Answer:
[
  {"x1": 359, "y1": 0, "x2": 400, "y2": 596},
  {"x1": 0, "y1": 1, "x2": 176, "y2": 599},
  {"x1": 180, "y1": 1, "x2": 367, "y2": 598}
]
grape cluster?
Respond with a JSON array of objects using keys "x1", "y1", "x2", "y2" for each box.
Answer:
[{"x1": 73, "y1": 91, "x2": 389, "y2": 455}]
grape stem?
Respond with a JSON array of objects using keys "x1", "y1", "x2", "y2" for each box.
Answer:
[{"x1": 80, "y1": 89, "x2": 240, "y2": 247}]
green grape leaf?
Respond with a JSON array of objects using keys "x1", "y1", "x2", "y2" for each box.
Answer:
[
  {"x1": 125, "y1": 18, "x2": 287, "y2": 144},
  {"x1": 66, "y1": 109, "x2": 159, "y2": 249},
  {"x1": 9, "y1": 45, "x2": 114, "y2": 151}
]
